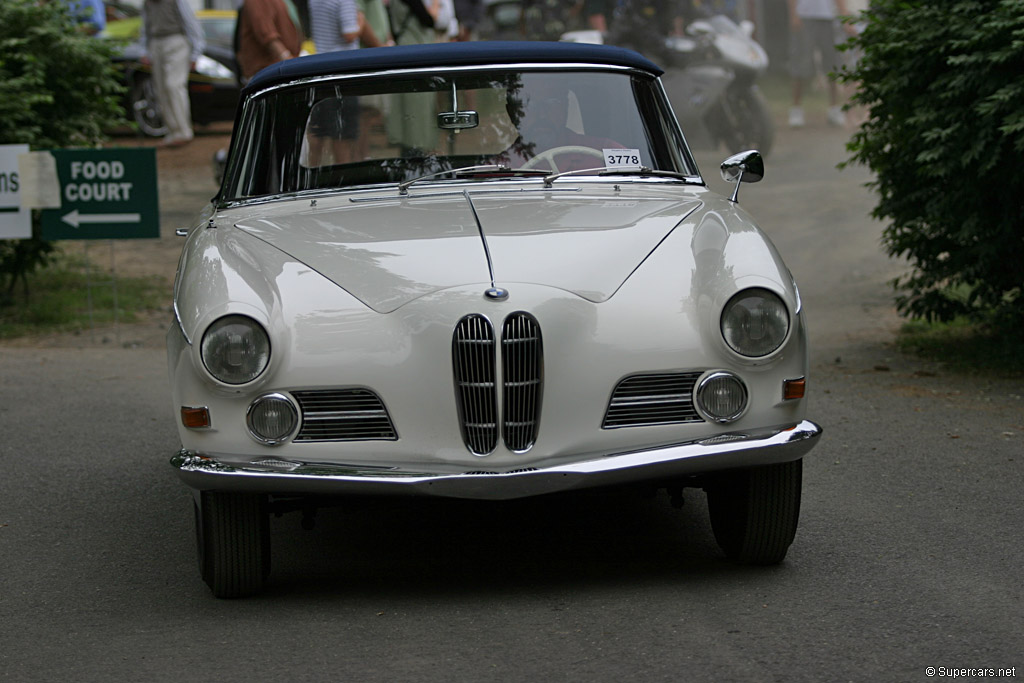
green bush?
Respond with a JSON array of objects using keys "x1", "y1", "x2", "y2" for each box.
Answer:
[
  {"x1": 842, "y1": 0, "x2": 1024, "y2": 327},
  {"x1": 0, "y1": 0, "x2": 127, "y2": 301}
]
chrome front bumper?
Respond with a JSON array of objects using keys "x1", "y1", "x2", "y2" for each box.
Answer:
[{"x1": 171, "y1": 420, "x2": 821, "y2": 501}]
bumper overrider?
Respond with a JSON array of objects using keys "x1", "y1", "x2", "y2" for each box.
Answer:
[{"x1": 171, "y1": 420, "x2": 821, "y2": 501}]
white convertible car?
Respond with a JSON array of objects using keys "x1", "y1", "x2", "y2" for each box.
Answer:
[{"x1": 167, "y1": 41, "x2": 821, "y2": 597}]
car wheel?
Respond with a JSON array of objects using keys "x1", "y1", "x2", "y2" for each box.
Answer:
[
  {"x1": 705, "y1": 459, "x2": 801, "y2": 565},
  {"x1": 195, "y1": 491, "x2": 270, "y2": 598},
  {"x1": 130, "y1": 74, "x2": 169, "y2": 138}
]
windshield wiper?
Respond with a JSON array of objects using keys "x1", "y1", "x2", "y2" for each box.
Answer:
[
  {"x1": 542, "y1": 166, "x2": 691, "y2": 187},
  {"x1": 397, "y1": 165, "x2": 548, "y2": 195}
]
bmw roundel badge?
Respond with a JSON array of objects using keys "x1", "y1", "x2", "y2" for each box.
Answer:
[{"x1": 484, "y1": 287, "x2": 509, "y2": 301}]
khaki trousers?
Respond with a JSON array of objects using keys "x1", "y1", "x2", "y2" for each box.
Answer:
[{"x1": 150, "y1": 33, "x2": 193, "y2": 141}]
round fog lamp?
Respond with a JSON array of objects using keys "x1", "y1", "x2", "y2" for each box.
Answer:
[
  {"x1": 696, "y1": 372, "x2": 748, "y2": 423},
  {"x1": 247, "y1": 393, "x2": 298, "y2": 445}
]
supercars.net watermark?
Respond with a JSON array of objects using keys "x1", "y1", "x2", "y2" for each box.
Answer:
[{"x1": 925, "y1": 667, "x2": 1017, "y2": 679}]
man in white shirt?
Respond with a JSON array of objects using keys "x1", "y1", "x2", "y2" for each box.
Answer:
[{"x1": 787, "y1": 0, "x2": 855, "y2": 127}]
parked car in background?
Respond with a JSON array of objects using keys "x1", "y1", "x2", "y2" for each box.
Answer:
[
  {"x1": 168, "y1": 41, "x2": 821, "y2": 598},
  {"x1": 105, "y1": 9, "x2": 240, "y2": 137}
]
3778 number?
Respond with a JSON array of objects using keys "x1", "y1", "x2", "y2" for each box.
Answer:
[{"x1": 606, "y1": 154, "x2": 641, "y2": 165}]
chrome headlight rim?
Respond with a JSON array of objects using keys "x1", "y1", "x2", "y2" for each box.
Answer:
[
  {"x1": 695, "y1": 370, "x2": 749, "y2": 424},
  {"x1": 246, "y1": 392, "x2": 300, "y2": 446},
  {"x1": 720, "y1": 287, "x2": 791, "y2": 359},
  {"x1": 200, "y1": 314, "x2": 272, "y2": 386}
]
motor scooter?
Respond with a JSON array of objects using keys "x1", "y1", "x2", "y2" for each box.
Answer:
[{"x1": 563, "y1": 14, "x2": 774, "y2": 156}]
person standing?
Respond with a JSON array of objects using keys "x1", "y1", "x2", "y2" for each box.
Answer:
[
  {"x1": 388, "y1": 0, "x2": 441, "y2": 46},
  {"x1": 305, "y1": 0, "x2": 361, "y2": 165},
  {"x1": 140, "y1": 0, "x2": 204, "y2": 147},
  {"x1": 356, "y1": 0, "x2": 392, "y2": 47},
  {"x1": 453, "y1": 0, "x2": 482, "y2": 41},
  {"x1": 66, "y1": 0, "x2": 106, "y2": 36},
  {"x1": 235, "y1": 0, "x2": 303, "y2": 83},
  {"x1": 386, "y1": 0, "x2": 442, "y2": 155},
  {"x1": 787, "y1": 0, "x2": 855, "y2": 127},
  {"x1": 309, "y1": 0, "x2": 361, "y2": 52},
  {"x1": 582, "y1": 0, "x2": 615, "y2": 33}
]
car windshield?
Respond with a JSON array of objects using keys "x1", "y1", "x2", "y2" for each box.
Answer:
[{"x1": 221, "y1": 69, "x2": 697, "y2": 202}]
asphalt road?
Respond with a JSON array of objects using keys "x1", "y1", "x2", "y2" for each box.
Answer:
[{"x1": 2, "y1": 114, "x2": 1022, "y2": 682}]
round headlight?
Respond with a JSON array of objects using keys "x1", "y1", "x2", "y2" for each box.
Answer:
[
  {"x1": 201, "y1": 315, "x2": 271, "y2": 385},
  {"x1": 696, "y1": 371, "x2": 748, "y2": 423},
  {"x1": 247, "y1": 393, "x2": 298, "y2": 445},
  {"x1": 721, "y1": 288, "x2": 790, "y2": 357}
]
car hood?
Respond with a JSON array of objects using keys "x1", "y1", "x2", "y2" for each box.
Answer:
[{"x1": 233, "y1": 191, "x2": 701, "y2": 313}]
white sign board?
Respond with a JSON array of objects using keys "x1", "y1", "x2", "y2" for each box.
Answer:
[
  {"x1": 603, "y1": 148, "x2": 643, "y2": 170},
  {"x1": 0, "y1": 144, "x2": 32, "y2": 239}
]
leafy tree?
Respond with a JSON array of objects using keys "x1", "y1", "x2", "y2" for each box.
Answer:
[
  {"x1": 841, "y1": 0, "x2": 1024, "y2": 327},
  {"x1": 0, "y1": 0, "x2": 127, "y2": 301}
]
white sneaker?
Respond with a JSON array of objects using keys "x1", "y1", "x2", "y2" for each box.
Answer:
[
  {"x1": 827, "y1": 106, "x2": 847, "y2": 127},
  {"x1": 161, "y1": 133, "x2": 193, "y2": 148},
  {"x1": 788, "y1": 107, "x2": 805, "y2": 128}
]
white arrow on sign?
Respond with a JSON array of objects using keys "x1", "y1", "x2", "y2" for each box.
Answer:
[{"x1": 61, "y1": 209, "x2": 142, "y2": 228}]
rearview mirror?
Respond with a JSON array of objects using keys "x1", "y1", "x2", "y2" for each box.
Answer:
[{"x1": 437, "y1": 111, "x2": 479, "y2": 130}]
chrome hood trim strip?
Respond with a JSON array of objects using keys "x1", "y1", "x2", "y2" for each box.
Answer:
[{"x1": 171, "y1": 420, "x2": 821, "y2": 501}]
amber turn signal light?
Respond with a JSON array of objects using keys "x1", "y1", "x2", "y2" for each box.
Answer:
[
  {"x1": 783, "y1": 378, "x2": 806, "y2": 400},
  {"x1": 181, "y1": 406, "x2": 211, "y2": 429}
]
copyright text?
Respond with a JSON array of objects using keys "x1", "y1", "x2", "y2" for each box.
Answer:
[{"x1": 926, "y1": 668, "x2": 1017, "y2": 679}]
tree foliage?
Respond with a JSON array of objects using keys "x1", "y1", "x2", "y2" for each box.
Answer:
[
  {"x1": 0, "y1": 0, "x2": 127, "y2": 301},
  {"x1": 841, "y1": 0, "x2": 1024, "y2": 326}
]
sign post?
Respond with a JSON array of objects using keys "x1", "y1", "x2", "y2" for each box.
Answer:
[{"x1": 40, "y1": 148, "x2": 159, "y2": 240}]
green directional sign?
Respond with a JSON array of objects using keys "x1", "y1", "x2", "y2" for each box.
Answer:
[{"x1": 41, "y1": 148, "x2": 159, "y2": 240}]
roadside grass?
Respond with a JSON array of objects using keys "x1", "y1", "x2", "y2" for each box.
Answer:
[
  {"x1": 896, "y1": 317, "x2": 1024, "y2": 379},
  {"x1": 0, "y1": 252, "x2": 168, "y2": 340}
]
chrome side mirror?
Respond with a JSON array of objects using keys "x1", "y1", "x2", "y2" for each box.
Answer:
[{"x1": 720, "y1": 150, "x2": 764, "y2": 203}]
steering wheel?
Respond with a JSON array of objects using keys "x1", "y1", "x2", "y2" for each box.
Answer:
[{"x1": 520, "y1": 145, "x2": 605, "y2": 173}]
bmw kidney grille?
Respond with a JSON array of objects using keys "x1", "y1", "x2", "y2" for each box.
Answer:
[{"x1": 453, "y1": 313, "x2": 543, "y2": 455}]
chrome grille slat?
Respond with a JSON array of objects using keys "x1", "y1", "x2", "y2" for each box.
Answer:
[
  {"x1": 501, "y1": 312, "x2": 543, "y2": 453},
  {"x1": 293, "y1": 389, "x2": 397, "y2": 441},
  {"x1": 453, "y1": 315, "x2": 499, "y2": 455},
  {"x1": 603, "y1": 372, "x2": 704, "y2": 428}
]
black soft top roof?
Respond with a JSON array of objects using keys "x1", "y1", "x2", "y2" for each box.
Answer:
[{"x1": 243, "y1": 40, "x2": 663, "y2": 94}]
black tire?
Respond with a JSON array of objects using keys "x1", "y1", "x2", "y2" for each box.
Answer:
[
  {"x1": 195, "y1": 491, "x2": 270, "y2": 598},
  {"x1": 130, "y1": 74, "x2": 168, "y2": 138},
  {"x1": 715, "y1": 85, "x2": 775, "y2": 157},
  {"x1": 706, "y1": 459, "x2": 802, "y2": 565}
]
